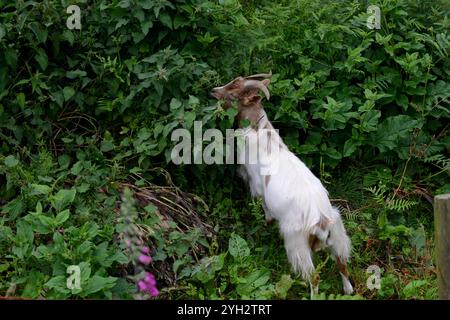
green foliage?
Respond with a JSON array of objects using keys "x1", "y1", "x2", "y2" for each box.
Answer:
[{"x1": 183, "y1": 232, "x2": 296, "y2": 299}]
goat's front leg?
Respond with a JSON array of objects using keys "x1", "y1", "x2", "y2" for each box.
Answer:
[
  {"x1": 309, "y1": 273, "x2": 320, "y2": 299},
  {"x1": 262, "y1": 200, "x2": 275, "y2": 225}
]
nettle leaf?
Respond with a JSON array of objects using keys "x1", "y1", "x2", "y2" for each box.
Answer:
[
  {"x1": 183, "y1": 111, "x2": 196, "y2": 129},
  {"x1": 54, "y1": 209, "x2": 70, "y2": 226},
  {"x1": 94, "y1": 242, "x2": 115, "y2": 267},
  {"x1": 0, "y1": 24, "x2": 5, "y2": 40},
  {"x1": 12, "y1": 220, "x2": 34, "y2": 259},
  {"x1": 63, "y1": 86, "x2": 76, "y2": 102},
  {"x1": 325, "y1": 146, "x2": 342, "y2": 160},
  {"x1": 118, "y1": 0, "x2": 130, "y2": 8},
  {"x1": 71, "y1": 161, "x2": 84, "y2": 175},
  {"x1": 16, "y1": 92, "x2": 25, "y2": 109},
  {"x1": 4, "y1": 155, "x2": 19, "y2": 167},
  {"x1": 144, "y1": 204, "x2": 157, "y2": 214},
  {"x1": 22, "y1": 270, "x2": 46, "y2": 299},
  {"x1": 275, "y1": 274, "x2": 294, "y2": 299},
  {"x1": 34, "y1": 48, "x2": 48, "y2": 71},
  {"x1": 100, "y1": 139, "x2": 115, "y2": 152},
  {"x1": 37, "y1": 215, "x2": 54, "y2": 229},
  {"x1": 15, "y1": 220, "x2": 34, "y2": 245},
  {"x1": 79, "y1": 261, "x2": 92, "y2": 284},
  {"x1": 360, "y1": 110, "x2": 381, "y2": 132},
  {"x1": 170, "y1": 98, "x2": 182, "y2": 110},
  {"x1": 192, "y1": 254, "x2": 226, "y2": 283},
  {"x1": 343, "y1": 139, "x2": 361, "y2": 158},
  {"x1": 81, "y1": 276, "x2": 117, "y2": 297},
  {"x1": 62, "y1": 30, "x2": 75, "y2": 45},
  {"x1": 52, "y1": 189, "x2": 77, "y2": 212},
  {"x1": 159, "y1": 13, "x2": 172, "y2": 29},
  {"x1": 51, "y1": 91, "x2": 64, "y2": 107},
  {"x1": 236, "y1": 269, "x2": 271, "y2": 297},
  {"x1": 66, "y1": 70, "x2": 87, "y2": 79},
  {"x1": 402, "y1": 280, "x2": 428, "y2": 299},
  {"x1": 45, "y1": 275, "x2": 70, "y2": 294},
  {"x1": 29, "y1": 22, "x2": 48, "y2": 44},
  {"x1": 2, "y1": 197, "x2": 25, "y2": 220},
  {"x1": 228, "y1": 233, "x2": 250, "y2": 259},
  {"x1": 30, "y1": 184, "x2": 52, "y2": 195}
]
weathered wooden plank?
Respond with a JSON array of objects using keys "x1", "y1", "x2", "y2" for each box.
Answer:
[{"x1": 434, "y1": 194, "x2": 450, "y2": 300}]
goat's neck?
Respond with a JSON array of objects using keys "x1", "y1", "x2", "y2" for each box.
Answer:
[
  {"x1": 238, "y1": 103, "x2": 273, "y2": 130},
  {"x1": 237, "y1": 102, "x2": 287, "y2": 153}
]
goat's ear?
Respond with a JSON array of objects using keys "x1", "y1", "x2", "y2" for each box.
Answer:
[
  {"x1": 262, "y1": 79, "x2": 270, "y2": 87},
  {"x1": 241, "y1": 94, "x2": 262, "y2": 106},
  {"x1": 240, "y1": 79, "x2": 270, "y2": 101}
]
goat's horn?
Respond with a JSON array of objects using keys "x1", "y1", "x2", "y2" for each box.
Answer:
[
  {"x1": 244, "y1": 71, "x2": 272, "y2": 80},
  {"x1": 213, "y1": 76, "x2": 244, "y2": 91},
  {"x1": 244, "y1": 79, "x2": 270, "y2": 100}
]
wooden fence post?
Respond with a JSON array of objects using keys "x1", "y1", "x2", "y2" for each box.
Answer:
[{"x1": 434, "y1": 194, "x2": 450, "y2": 300}]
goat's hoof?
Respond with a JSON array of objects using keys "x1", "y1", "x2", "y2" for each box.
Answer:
[{"x1": 343, "y1": 281, "x2": 354, "y2": 295}]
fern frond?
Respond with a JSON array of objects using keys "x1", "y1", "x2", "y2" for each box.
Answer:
[
  {"x1": 423, "y1": 154, "x2": 450, "y2": 170},
  {"x1": 386, "y1": 198, "x2": 418, "y2": 212}
]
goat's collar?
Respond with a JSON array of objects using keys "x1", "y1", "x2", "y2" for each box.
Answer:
[
  {"x1": 255, "y1": 113, "x2": 266, "y2": 128},
  {"x1": 238, "y1": 111, "x2": 270, "y2": 132}
]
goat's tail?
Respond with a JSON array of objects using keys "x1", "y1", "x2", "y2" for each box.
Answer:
[
  {"x1": 282, "y1": 230, "x2": 315, "y2": 280},
  {"x1": 326, "y1": 207, "x2": 352, "y2": 262}
]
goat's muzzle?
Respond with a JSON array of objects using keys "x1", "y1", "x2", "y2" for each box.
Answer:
[{"x1": 210, "y1": 87, "x2": 222, "y2": 100}]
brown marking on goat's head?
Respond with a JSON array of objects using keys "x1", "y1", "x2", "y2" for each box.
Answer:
[
  {"x1": 211, "y1": 73, "x2": 271, "y2": 127},
  {"x1": 210, "y1": 74, "x2": 271, "y2": 109}
]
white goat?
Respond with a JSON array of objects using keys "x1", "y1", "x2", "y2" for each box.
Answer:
[{"x1": 211, "y1": 72, "x2": 353, "y2": 296}]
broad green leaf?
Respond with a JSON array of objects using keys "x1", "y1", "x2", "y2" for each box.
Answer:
[
  {"x1": 275, "y1": 274, "x2": 294, "y2": 299},
  {"x1": 45, "y1": 276, "x2": 70, "y2": 293},
  {"x1": 4, "y1": 155, "x2": 19, "y2": 167},
  {"x1": 100, "y1": 139, "x2": 115, "y2": 152},
  {"x1": 159, "y1": 13, "x2": 172, "y2": 29},
  {"x1": 37, "y1": 215, "x2": 54, "y2": 228},
  {"x1": 34, "y1": 48, "x2": 48, "y2": 71},
  {"x1": 29, "y1": 22, "x2": 48, "y2": 43},
  {"x1": 15, "y1": 220, "x2": 34, "y2": 245},
  {"x1": 82, "y1": 276, "x2": 117, "y2": 296},
  {"x1": 30, "y1": 184, "x2": 52, "y2": 195},
  {"x1": 63, "y1": 86, "x2": 75, "y2": 101},
  {"x1": 192, "y1": 254, "x2": 225, "y2": 283},
  {"x1": 52, "y1": 189, "x2": 76, "y2": 211},
  {"x1": 66, "y1": 70, "x2": 87, "y2": 79},
  {"x1": 54, "y1": 209, "x2": 70, "y2": 226},
  {"x1": 0, "y1": 24, "x2": 5, "y2": 40},
  {"x1": 16, "y1": 93, "x2": 25, "y2": 109},
  {"x1": 170, "y1": 98, "x2": 182, "y2": 110},
  {"x1": 343, "y1": 140, "x2": 360, "y2": 158},
  {"x1": 228, "y1": 233, "x2": 250, "y2": 259}
]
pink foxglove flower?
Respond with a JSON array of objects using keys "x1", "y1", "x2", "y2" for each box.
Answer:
[
  {"x1": 137, "y1": 280, "x2": 148, "y2": 292},
  {"x1": 149, "y1": 286, "x2": 159, "y2": 297},
  {"x1": 145, "y1": 273, "x2": 156, "y2": 286},
  {"x1": 138, "y1": 254, "x2": 152, "y2": 265}
]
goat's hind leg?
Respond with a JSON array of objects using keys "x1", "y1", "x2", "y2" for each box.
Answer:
[
  {"x1": 336, "y1": 256, "x2": 353, "y2": 295},
  {"x1": 326, "y1": 214, "x2": 354, "y2": 295}
]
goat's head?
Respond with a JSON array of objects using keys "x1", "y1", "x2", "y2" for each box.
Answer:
[{"x1": 210, "y1": 72, "x2": 272, "y2": 109}]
